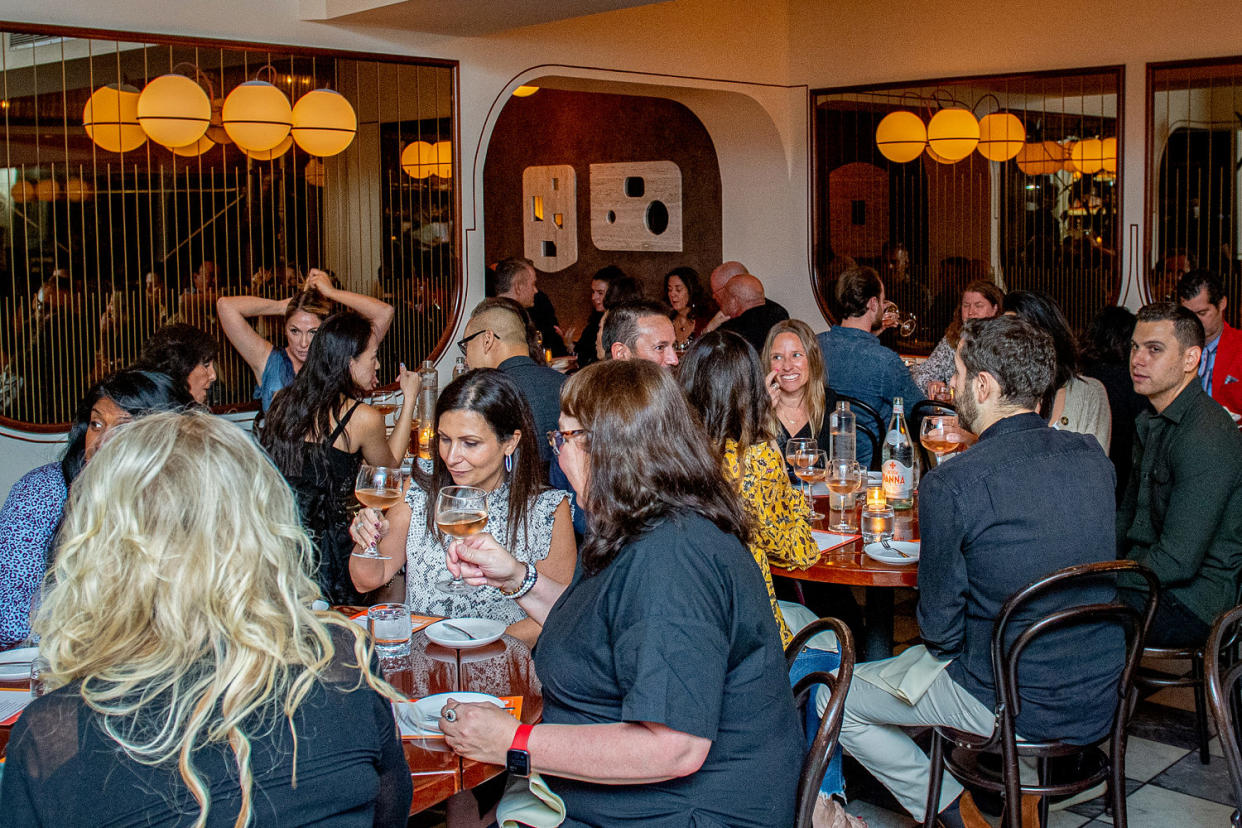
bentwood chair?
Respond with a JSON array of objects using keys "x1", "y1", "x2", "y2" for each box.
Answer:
[
  {"x1": 1204, "y1": 604, "x2": 1242, "y2": 826},
  {"x1": 784, "y1": 617, "x2": 856, "y2": 828},
  {"x1": 831, "y1": 392, "x2": 884, "y2": 471},
  {"x1": 1134, "y1": 643, "x2": 1212, "y2": 764},
  {"x1": 921, "y1": 561, "x2": 1159, "y2": 828}
]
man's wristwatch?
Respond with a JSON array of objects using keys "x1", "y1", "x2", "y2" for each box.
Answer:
[{"x1": 506, "y1": 723, "x2": 534, "y2": 777}]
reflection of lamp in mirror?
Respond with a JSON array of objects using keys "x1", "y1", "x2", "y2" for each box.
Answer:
[
  {"x1": 875, "y1": 111, "x2": 926, "y2": 163},
  {"x1": 290, "y1": 89, "x2": 357, "y2": 156},
  {"x1": 1101, "y1": 137, "x2": 1117, "y2": 173},
  {"x1": 926, "y1": 108, "x2": 978, "y2": 161},
  {"x1": 512, "y1": 85, "x2": 540, "y2": 97},
  {"x1": 1069, "y1": 138, "x2": 1105, "y2": 174},
  {"x1": 244, "y1": 135, "x2": 293, "y2": 161},
  {"x1": 137, "y1": 74, "x2": 211, "y2": 149},
  {"x1": 83, "y1": 84, "x2": 146, "y2": 153},
  {"x1": 65, "y1": 177, "x2": 91, "y2": 201},
  {"x1": 401, "y1": 140, "x2": 452, "y2": 179},
  {"x1": 975, "y1": 112, "x2": 1025, "y2": 161},
  {"x1": 171, "y1": 135, "x2": 216, "y2": 158},
  {"x1": 1016, "y1": 140, "x2": 1067, "y2": 175},
  {"x1": 305, "y1": 157, "x2": 326, "y2": 187},
  {"x1": 222, "y1": 80, "x2": 292, "y2": 152},
  {"x1": 10, "y1": 180, "x2": 35, "y2": 203},
  {"x1": 35, "y1": 179, "x2": 62, "y2": 202}
]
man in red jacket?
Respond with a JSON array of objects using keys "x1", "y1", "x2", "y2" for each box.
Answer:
[{"x1": 1179, "y1": 270, "x2": 1242, "y2": 423}]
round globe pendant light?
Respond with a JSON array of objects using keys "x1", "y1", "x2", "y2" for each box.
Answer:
[
  {"x1": 291, "y1": 89, "x2": 357, "y2": 157},
  {"x1": 926, "y1": 108, "x2": 979, "y2": 162},
  {"x1": 171, "y1": 135, "x2": 216, "y2": 158},
  {"x1": 1016, "y1": 141, "x2": 1067, "y2": 175},
  {"x1": 83, "y1": 84, "x2": 146, "y2": 153},
  {"x1": 431, "y1": 140, "x2": 452, "y2": 178},
  {"x1": 925, "y1": 145, "x2": 955, "y2": 164},
  {"x1": 875, "y1": 111, "x2": 926, "y2": 163},
  {"x1": 976, "y1": 112, "x2": 1026, "y2": 162},
  {"x1": 1101, "y1": 137, "x2": 1118, "y2": 174},
  {"x1": 244, "y1": 135, "x2": 293, "y2": 161},
  {"x1": 65, "y1": 177, "x2": 92, "y2": 202},
  {"x1": 136, "y1": 74, "x2": 211, "y2": 148},
  {"x1": 401, "y1": 140, "x2": 433, "y2": 178},
  {"x1": 10, "y1": 180, "x2": 35, "y2": 203},
  {"x1": 222, "y1": 81, "x2": 292, "y2": 153},
  {"x1": 35, "y1": 179, "x2": 62, "y2": 202},
  {"x1": 1070, "y1": 138, "x2": 1105, "y2": 175}
]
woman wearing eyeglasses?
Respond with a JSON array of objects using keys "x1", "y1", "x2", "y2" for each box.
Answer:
[
  {"x1": 349, "y1": 369, "x2": 575, "y2": 648},
  {"x1": 438, "y1": 359, "x2": 802, "y2": 827}
]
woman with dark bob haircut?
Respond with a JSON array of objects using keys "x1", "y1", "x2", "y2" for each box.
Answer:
[
  {"x1": 0, "y1": 370, "x2": 190, "y2": 647},
  {"x1": 349, "y1": 369, "x2": 575, "y2": 648},
  {"x1": 134, "y1": 322, "x2": 219, "y2": 404},
  {"x1": 435, "y1": 359, "x2": 801, "y2": 827},
  {"x1": 259, "y1": 310, "x2": 418, "y2": 605}
]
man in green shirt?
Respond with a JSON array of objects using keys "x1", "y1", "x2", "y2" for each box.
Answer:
[{"x1": 1119, "y1": 302, "x2": 1242, "y2": 646}]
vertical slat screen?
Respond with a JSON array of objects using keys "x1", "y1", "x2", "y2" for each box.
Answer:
[{"x1": 0, "y1": 29, "x2": 457, "y2": 426}]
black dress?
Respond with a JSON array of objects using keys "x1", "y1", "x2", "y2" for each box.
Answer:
[{"x1": 288, "y1": 402, "x2": 366, "y2": 605}]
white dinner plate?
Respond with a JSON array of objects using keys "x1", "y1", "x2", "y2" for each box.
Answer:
[
  {"x1": 424, "y1": 618, "x2": 505, "y2": 649},
  {"x1": 0, "y1": 646, "x2": 38, "y2": 680},
  {"x1": 862, "y1": 540, "x2": 920, "y2": 565},
  {"x1": 396, "y1": 691, "x2": 506, "y2": 736}
]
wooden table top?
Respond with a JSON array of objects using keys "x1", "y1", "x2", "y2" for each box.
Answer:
[
  {"x1": 0, "y1": 616, "x2": 543, "y2": 818},
  {"x1": 770, "y1": 493, "x2": 920, "y2": 588}
]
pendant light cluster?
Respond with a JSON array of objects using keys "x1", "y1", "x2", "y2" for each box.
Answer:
[
  {"x1": 875, "y1": 99, "x2": 1115, "y2": 176},
  {"x1": 82, "y1": 66, "x2": 357, "y2": 161},
  {"x1": 400, "y1": 140, "x2": 453, "y2": 179}
]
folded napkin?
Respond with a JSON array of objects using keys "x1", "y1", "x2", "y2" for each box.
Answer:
[
  {"x1": 497, "y1": 771, "x2": 566, "y2": 828},
  {"x1": 853, "y1": 644, "x2": 952, "y2": 705}
]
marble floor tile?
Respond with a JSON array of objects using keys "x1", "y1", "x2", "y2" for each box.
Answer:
[
  {"x1": 1150, "y1": 750, "x2": 1236, "y2": 804},
  {"x1": 1121, "y1": 784, "x2": 1236, "y2": 826},
  {"x1": 1122, "y1": 736, "x2": 1190, "y2": 782},
  {"x1": 845, "y1": 799, "x2": 916, "y2": 827}
]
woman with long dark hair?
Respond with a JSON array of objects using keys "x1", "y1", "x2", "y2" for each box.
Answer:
[
  {"x1": 219, "y1": 268, "x2": 394, "y2": 411},
  {"x1": 134, "y1": 322, "x2": 218, "y2": 404},
  {"x1": 665, "y1": 266, "x2": 710, "y2": 349},
  {"x1": 349, "y1": 369, "x2": 575, "y2": 647},
  {"x1": 1004, "y1": 290, "x2": 1112, "y2": 454},
  {"x1": 436, "y1": 359, "x2": 801, "y2": 826},
  {"x1": 0, "y1": 370, "x2": 189, "y2": 647},
  {"x1": 259, "y1": 310, "x2": 418, "y2": 604}
]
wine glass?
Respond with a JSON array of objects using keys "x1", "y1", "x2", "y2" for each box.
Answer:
[
  {"x1": 883, "y1": 302, "x2": 918, "y2": 338},
  {"x1": 920, "y1": 414, "x2": 962, "y2": 464},
  {"x1": 792, "y1": 448, "x2": 827, "y2": 521},
  {"x1": 434, "y1": 485, "x2": 489, "y2": 595},
  {"x1": 368, "y1": 391, "x2": 399, "y2": 431},
  {"x1": 352, "y1": 465, "x2": 407, "y2": 560},
  {"x1": 825, "y1": 459, "x2": 862, "y2": 532},
  {"x1": 785, "y1": 438, "x2": 817, "y2": 493}
]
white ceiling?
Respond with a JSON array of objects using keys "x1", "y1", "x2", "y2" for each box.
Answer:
[{"x1": 299, "y1": 0, "x2": 670, "y2": 36}]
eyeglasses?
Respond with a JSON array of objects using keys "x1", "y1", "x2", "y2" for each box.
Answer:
[
  {"x1": 456, "y1": 329, "x2": 488, "y2": 355},
  {"x1": 546, "y1": 428, "x2": 590, "y2": 456}
]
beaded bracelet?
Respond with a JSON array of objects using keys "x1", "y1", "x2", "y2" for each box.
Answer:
[{"x1": 499, "y1": 561, "x2": 537, "y2": 599}]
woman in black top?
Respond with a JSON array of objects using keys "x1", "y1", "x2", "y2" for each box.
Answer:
[
  {"x1": 761, "y1": 318, "x2": 839, "y2": 480},
  {"x1": 436, "y1": 359, "x2": 802, "y2": 827},
  {"x1": 259, "y1": 311, "x2": 418, "y2": 603},
  {"x1": 2, "y1": 411, "x2": 411, "y2": 826}
]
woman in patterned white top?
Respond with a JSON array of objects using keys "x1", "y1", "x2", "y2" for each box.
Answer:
[{"x1": 349, "y1": 369, "x2": 575, "y2": 647}]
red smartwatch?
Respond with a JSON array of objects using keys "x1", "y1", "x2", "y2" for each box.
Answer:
[{"x1": 506, "y1": 723, "x2": 534, "y2": 777}]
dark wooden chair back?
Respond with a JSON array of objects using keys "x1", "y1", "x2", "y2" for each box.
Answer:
[{"x1": 1205, "y1": 604, "x2": 1242, "y2": 827}]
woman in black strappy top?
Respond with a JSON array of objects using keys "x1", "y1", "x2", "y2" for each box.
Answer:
[{"x1": 259, "y1": 311, "x2": 420, "y2": 603}]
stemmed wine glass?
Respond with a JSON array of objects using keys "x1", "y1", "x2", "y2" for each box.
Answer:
[
  {"x1": 883, "y1": 302, "x2": 918, "y2": 338},
  {"x1": 920, "y1": 414, "x2": 962, "y2": 464},
  {"x1": 352, "y1": 465, "x2": 408, "y2": 560},
  {"x1": 435, "y1": 485, "x2": 489, "y2": 595},
  {"x1": 825, "y1": 459, "x2": 862, "y2": 532},
  {"x1": 792, "y1": 447, "x2": 827, "y2": 521},
  {"x1": 785, "y1": 438, "x2": 817, "y2": 501}
]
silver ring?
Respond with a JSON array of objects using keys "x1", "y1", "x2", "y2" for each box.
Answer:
[{"x1": 443, "y1": 708, "x2": 457, "y2": 722}]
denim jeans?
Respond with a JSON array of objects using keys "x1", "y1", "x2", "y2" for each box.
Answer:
[{"x1": 789, "y1": 646, "x2": 845, "y2": 799}]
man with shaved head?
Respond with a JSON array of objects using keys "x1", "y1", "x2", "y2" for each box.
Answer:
[
  {"x1": 703, "y1": 260, "x2": 750, "y2": 333},
  {"x1": 461, "y1": 297, "x2": 565, "y2": 472},
  {"x1": 717, "y1": 272, "x2": 789, "y2": 353}
]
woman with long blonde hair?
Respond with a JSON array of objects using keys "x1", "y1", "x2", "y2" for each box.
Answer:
[
  {"x1": 761, "y1": 319, "x2": 834, "y2": 476},
  {"x1": 1, "y1": 411, "x2": 411, "y2": 826}
]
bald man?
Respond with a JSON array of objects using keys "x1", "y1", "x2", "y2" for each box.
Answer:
[
  {"x1": 703, "y1": 260, "x2": 748, "y2": 332},
  {"x1": 717, "y1": 272, "x2": 789, "y2": 353},
  {"x1": 461, "y1": 297, "x2": 565, "y2": 470}
]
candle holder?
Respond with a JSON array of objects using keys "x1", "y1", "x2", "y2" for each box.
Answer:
[{"x1": 861, "y1": 505, "x2": 895, "y2": 542}]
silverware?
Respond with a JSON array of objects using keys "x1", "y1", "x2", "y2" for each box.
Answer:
[
  {"x1": 880, "y1": 537, "x2": 912, "y2": 558},
  {"x1": 441, "y1": 622, "x2": 477, "y2": 640}
]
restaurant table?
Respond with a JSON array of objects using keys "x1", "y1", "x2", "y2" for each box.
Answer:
[
  {"x1": 770, "y1": 493, "x2": 919, "y2": 662},
  {"x1": 0, "y1": 615, "x2": 543, "y2": 818}
]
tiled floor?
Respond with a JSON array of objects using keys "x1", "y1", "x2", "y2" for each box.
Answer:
[{"x1": 842, "y1": 589, "x2": 1239, "y2": 827}]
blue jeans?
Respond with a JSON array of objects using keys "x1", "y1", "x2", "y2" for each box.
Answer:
[{"x1": 789, "y1": 646, "x2": 845, "y2": 799}]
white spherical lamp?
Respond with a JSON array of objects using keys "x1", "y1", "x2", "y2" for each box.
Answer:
[
  {"x1": 83, "y1": 85, "x2": 146, "y2": 153},
  {"x1": 137, "y1": 74, "x2": 211, "y2": 149},
  {"x1": 290, "y1": 89, "x2": 357, "y2": 157},
  {"x1": 875, "y1": 111, "x2": 926, "y2": 163},
  {"x1": 222, "y1": 81, "x2": 292, "y2": 152},
  {"x1": 926, "y1": 108, "x2": 979, "y2": 162},
  {"x1": 976, "y1": 112, "x2": 1026, "y2": 162}
]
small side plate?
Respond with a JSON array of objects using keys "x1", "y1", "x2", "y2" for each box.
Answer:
[
  {"x1": 424, "y1": 618, "x2": 505, "y2": 649},
  {"x1": 862, "y1": 540, "x2": 920, "y2": 565}
]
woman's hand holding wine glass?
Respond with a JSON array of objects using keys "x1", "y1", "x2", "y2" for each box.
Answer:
[
  {"x1": 445, "y1": 531, "x2": 525, "y2": 592},
  {"x1": 352, "y1": 465, "x2": 407, "y2": 560},
  {"x1": 435, "y1": 485, "x2": 489, "y2": 594}
]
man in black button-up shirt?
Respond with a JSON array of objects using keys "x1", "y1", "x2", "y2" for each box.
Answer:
[
  {"x1": 1119, "y1": 302, "x2": 1242, "y2": 646},
  {"x1": 837, "y1": 316, "x2": 1121, "y2": 828}
]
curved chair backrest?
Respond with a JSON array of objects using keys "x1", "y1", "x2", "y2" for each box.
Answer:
[
  {"x1": 786, "y1": 618, "x2": 856, "y2": 828},
  {"x1": 1204, "y1": 604, "x2": 1242, "y2": 823},
  {"x1": 832, "y1": 392, "x2": 884, "y2": 471}
]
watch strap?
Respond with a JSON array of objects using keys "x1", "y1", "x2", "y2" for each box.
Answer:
[{"x1": 510, "y1": 722, "x2": 533, "y2": 752}]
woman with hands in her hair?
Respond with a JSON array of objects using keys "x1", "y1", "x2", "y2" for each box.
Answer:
[{"x1": 437, "y1": 359, "x2": 801, "y2": 828}]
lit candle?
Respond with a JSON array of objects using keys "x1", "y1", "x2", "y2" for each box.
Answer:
[
  {"x1": 418, "y1": 423, "x2": 435, "y2": 461},
  {"x1": 866, "y1": 485, "x2": 887, "y2": 509},
  {"x1": 544, "y1": 348, "x2": 553, "y2": 363}
]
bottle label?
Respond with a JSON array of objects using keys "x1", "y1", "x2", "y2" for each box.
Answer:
[{"x1": 883, "y1": 459, "x2": 914, "y2": 500}]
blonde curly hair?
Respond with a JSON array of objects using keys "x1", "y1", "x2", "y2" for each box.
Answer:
[{"x1": 34, "y1": 409, "x2": 395, "y2": 826}]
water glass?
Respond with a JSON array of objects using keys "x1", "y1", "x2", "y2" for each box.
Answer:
[
  {"x1": 367, "y1": 603, "x2": 412, "y2": 657},
  {"x1": 30, "y1": 654, "x2": 50, "y2": 699}
]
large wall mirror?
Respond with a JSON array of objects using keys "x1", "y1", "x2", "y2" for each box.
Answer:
[
  {"x1": 0, "y1": 26, "x2": 457, "y2": 426},
  {"x1": 813, "y1": 67, "x2": 1122, "y2": 349},
  {"x1": 1148, "y1": 58, "x2": 1242, "y2": 326}
]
